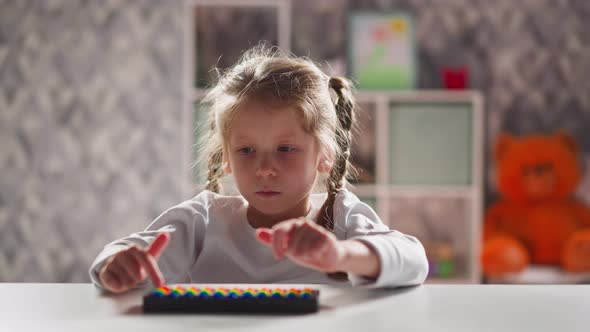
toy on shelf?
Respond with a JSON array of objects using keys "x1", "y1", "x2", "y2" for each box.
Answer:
[
  {"x1": 442, "y1": 66, "x2": 469, "y2": 90},
  {"x1": 426, "y1": 242, "x2": 456, "y2": 278},
  {"x1": 143, "y1": 286, "x2": 319, "y2": 313},
  {"x1": 482, "y1": 132, "x2": 590, "y2": 279}
]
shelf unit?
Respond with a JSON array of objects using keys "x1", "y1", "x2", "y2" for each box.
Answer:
[
  {"x1": 349, "y1": 90, "x2": 484, "y2": 284},
  {"x1": 182, "y1": 0, "x2": 291, "y2": 194},
  {"x1": 183, "y1": 1, "x2": 484, "y2": 284}
]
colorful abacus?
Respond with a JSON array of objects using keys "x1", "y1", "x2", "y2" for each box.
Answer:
[{"x1": 143, "y1": 285, "x2": 320, "y2": 313}]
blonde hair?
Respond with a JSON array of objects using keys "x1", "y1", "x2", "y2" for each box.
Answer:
[{"x1": 197, "y1": 45, "x2": 356, "y2": 232}]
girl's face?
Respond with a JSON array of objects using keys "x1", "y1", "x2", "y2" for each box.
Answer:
[{"x1": 224, "y1": 99, "x2": 329, "y2": 225}]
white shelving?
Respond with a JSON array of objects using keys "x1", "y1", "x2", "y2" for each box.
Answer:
[
  {"x1": 349, "y1": 91, "x2": 484, "y2": 284},
  {"x1": 183, "y1": 0, "x2": 292, "y2": 194}
]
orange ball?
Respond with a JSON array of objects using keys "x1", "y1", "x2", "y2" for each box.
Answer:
[
  {"x1": 482, "y1": 236, "x2": 530, "y2": 277},
  {"x1": 562, "y1": 230, "x2": 590, "y2": 272}
]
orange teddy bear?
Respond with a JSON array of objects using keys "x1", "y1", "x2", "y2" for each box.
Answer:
[{"x1": 482, "y1": 132, "x2": 590, "y2": 277}]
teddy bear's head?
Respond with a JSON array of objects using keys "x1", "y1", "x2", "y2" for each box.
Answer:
[{"x1": 495, "y1": 132, "x2": 581, "y2": 203}]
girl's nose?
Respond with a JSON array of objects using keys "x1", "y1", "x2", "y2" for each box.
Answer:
[{"x1": 256, "y1": 155, "x2": 277, "y2": 178}]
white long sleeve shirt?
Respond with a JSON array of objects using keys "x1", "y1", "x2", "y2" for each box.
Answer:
[{"x1": 89, "y1": 189, "x2": 428, "y2": 289}]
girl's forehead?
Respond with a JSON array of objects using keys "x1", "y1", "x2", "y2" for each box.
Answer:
[{"x1": 228, "y1": 102, "x2": 311, "y2": 141}]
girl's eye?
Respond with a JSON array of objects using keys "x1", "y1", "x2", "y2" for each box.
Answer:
[
  {"x1": 277, "y1": 146, "x2": 296, "y2": 153},
  {"x1": 238, "y1": 147, "x2": 255, "y2": 154}
]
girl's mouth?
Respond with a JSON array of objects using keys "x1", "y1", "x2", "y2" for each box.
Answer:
[{"x1": 256, "y1": 191, "x2": 281, "y2": 198}]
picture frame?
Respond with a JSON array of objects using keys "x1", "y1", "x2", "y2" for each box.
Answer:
[
  {"x1": 347, "y1": 12, "x2": 417, "y2": 90},
  {"x1": 189, "y1": 0, "x2": 291, "y2": 88}
]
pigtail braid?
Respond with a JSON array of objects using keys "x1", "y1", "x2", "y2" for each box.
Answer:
[
  {"x1": 317, "y1": 77, "x2": 355, "y2": 231},
  {"x1": 318, "y1": 77, "x2": 355, "y2": 282},
  {"x1": 205, "y1": 148, "x2": 223, "y2": 193}
]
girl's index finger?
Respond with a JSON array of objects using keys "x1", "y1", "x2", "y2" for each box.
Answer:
[
  {"x1": 128, "y1": 249, "x2": 165, "y2": 288},
  {"x1": 146, "y1": 232, "x2": 170, "y2": 258}
]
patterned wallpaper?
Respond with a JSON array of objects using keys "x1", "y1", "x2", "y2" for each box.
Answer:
[
  {"x1": 0, "y1": 0, "x2": 185, "y2": 282},
  {"x1": 1, "y1": 0, "x2": 589, "y2": 282}
]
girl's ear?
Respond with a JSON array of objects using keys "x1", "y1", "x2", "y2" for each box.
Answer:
[
  {"x1": 223, "y1": 161, "x2": 232, "y2": 174},
  {"x1": 222, "y1": 151, "x2": 232, "y2": 174},
  {"x1": 317, "y1": 157, "x2": 333, "y2": 174}
]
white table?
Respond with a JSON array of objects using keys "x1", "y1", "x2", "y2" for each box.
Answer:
[
  {"x1": 487, "y1": 266, "x2": 590, "y2": 284},
  {"x1": 2, "y1": 283, "x2": 589, "y2": 332}
]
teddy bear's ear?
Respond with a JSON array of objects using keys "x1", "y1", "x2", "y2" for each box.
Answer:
[
  {"x1": 495, "y1": 133, "x2": 514, "y2": 162},
  {"x1": 554, "y1": 130, "x2": 578, "y2": 153}
]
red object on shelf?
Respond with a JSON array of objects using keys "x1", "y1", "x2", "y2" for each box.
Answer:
[{"x1": 442, "y1": 67, "x2": 469, "y2": 90}]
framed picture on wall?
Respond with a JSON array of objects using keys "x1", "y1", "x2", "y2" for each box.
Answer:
[
  {"x1": 192, "y1": 0, "x2": 291, "y2": 88},
  {"x1": 347, "y1": 12, "x2": 417, "y2": 90}
]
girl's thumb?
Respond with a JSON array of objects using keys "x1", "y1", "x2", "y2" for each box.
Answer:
[{"x1": 255, "y1": 228, "x2": 272, "y2": 244}]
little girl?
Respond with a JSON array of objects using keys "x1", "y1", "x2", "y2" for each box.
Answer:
[{"x1": 90, "y1": 46, "x2": 428, "y2": 293}]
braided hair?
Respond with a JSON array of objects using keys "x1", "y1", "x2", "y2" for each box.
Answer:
[
  {"x1": 316, "y1": 77, "x2": 355, "y2": 231},
  {"x1": 318, "y1": 77, "x2": 356, "y2": 281}
]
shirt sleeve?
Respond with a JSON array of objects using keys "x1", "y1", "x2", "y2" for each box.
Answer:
[
  {"x1": 334, "y1": 190, "x2": 429, "y2": 288},
  {"x1": 88, "y1": 191, "x2": 211, "y2": 291}
]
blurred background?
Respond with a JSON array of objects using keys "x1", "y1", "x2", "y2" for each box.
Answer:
[{"x1": 1, "y1": 0, "x2": 589, "y2": 283}]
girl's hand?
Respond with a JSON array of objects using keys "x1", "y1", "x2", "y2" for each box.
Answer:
[
  {"x1": 98, "y1": 232, "x2": 170, "y2": 294},
  {"x1": 255, "y1": 218, "x2": 346, "y2": 273}
]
